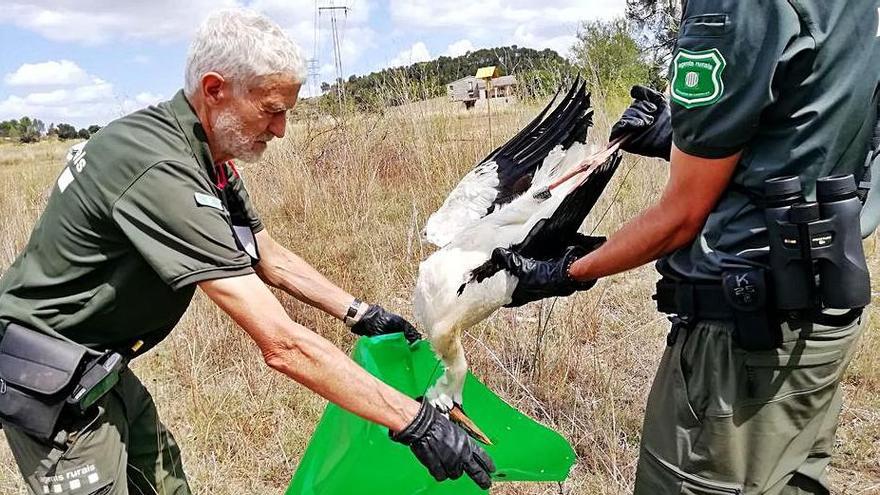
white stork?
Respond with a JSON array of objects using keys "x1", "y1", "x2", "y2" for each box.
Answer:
[{"x1": 413, "y1": 79, "x2": 621, "y2": 442}]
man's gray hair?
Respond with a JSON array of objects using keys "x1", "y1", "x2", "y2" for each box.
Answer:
[{"x1": 185, "y1": 9, "x2": 307, "y2": 97}]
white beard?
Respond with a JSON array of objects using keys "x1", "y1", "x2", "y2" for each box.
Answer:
[{"x1": 213, "y1": 109, "x2": 265, "y2": 162}]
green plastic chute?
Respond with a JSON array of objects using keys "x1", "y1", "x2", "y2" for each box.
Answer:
[{"x1": 286, "y1": 333, "x2": 575, "y2": 494}]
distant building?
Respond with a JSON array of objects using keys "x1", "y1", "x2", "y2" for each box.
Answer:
[{"x1": 447, "y1": 75, "x2": 518, "y2": 107}]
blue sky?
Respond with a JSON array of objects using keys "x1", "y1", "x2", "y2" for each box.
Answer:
[{"x1": 0, "y1": 0, "x2": 624, "y2": 128}]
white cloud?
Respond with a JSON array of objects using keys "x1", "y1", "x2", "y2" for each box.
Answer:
[
  {"x1": 510, "y1": 25, "x2": 578, "y2": 57},
  {"x1": 445, "y1": 39, "x2": 474, "y2": 57},
  {"x1": 0, "y1": 1, "x2": 375, "y2": 70},
  {"x1": 0, "y1": 0, "x2": 239, "y2": 44},
  {"x1": 133, "y1": 92, "x2": 164, "y2": 106},
  {"x1": 0, "y1": 61, "x2": 162, "y2": 127},
  {"x1": 0, "y1": 57, "x2": 130, "y2": 126},
  {"x1": 0, "y1": 0, "x2": 377, "y2": 101},
  {"x1": 389, "y1": 41, "x2": 431, "y2": 67},
  {"x1": 391, "y1": 0, "x2": 622, "y2": 29},
  {"x1": 388, "y1": 0, "x2": 624, "y2": 58},
  {"x1": 5, "y1": 60, "x2": 92, "y2": 87}
]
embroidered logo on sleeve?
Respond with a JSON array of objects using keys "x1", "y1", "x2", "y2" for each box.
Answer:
[{"x1": 671, "y1": 48, "x2": 726, "y2": 109}]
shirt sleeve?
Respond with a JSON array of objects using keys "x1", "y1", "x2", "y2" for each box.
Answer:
[
  {"x1": 224, "y1": 162, "x2": 264, "y2": 233},
  {"x1": 112, "y1": 161, "x2": 254, "y2": 289},
  {"x1": 670, "y1": 0, "x2": 800, "y2": 158}
]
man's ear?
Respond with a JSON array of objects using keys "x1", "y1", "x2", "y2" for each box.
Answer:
[{"x1": 201, "y1": 72, "x2": 228, "y2": 105}]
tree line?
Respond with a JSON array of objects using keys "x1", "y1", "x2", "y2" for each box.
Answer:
[
  {"x1": 315, "y1": 1, "x2": 683, "y2": 110},
  {"x1": 0, "y1": 117, "x2": 101, "y2": 144},
  {"x1": 319, "y1": 45, "x2": 575, "y2": 110}
]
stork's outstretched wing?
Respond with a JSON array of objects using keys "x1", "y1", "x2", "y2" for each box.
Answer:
[
  {"x1": 422, "y1": 78, "x2": 594, "y2": 247},
  {"x1": 467, "y1": 153, "x2": 622, "y2": 285}
]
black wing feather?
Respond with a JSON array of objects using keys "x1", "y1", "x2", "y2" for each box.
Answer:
[
  {"x1": 514, "y1": 153, "x2": 621, "y2": 259},
  {"x1": 464, "y1": 153, "x2": 622, "y2": 288},
  {"x1": 488, "y1": 78, "x2": 593, "y2": 209}
]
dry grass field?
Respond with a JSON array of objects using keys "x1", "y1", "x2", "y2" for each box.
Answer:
[{"x1": 0, "y1": 95, "x2": 878, "y2": 494}]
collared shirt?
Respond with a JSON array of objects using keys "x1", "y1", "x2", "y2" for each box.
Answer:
[
  {"x1": 0, "y1": 90, "x2": 263, "y2": 354},
  {"x1": 659, "y1": 0, "x2": 880, "y2": 281}
]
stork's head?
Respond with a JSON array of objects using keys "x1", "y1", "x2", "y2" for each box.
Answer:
[{"x1": 185, "y1": 9, "x2": 306, "y2": 164}]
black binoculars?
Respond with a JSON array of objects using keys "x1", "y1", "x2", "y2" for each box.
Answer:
[{"x1": 764, "y1": 174, "x2": 871, "y2": 310}]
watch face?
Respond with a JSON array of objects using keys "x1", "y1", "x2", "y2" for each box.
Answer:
[{"x1": 345, "y1": 299, "x2": 363, "y2": 326}]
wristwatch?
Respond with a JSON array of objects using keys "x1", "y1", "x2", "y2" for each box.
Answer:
[{"x1": 344, "y1": 298, "x2": 369, "y2": 327}]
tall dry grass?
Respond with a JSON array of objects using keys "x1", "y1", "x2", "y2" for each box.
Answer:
[{"x1": 0, "y1": 95, "x2": 878, "y2": 494}]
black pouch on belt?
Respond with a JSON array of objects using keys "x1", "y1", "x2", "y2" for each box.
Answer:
[
  {"x1": 0, "y1": 323, "x2": 89, "y2": 440},
  {"x1": 722, "y1": 268, "x2": 781, "y2": 351}
]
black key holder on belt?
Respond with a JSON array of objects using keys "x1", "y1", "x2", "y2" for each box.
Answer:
[{"x1": 721, "y1": 268, "x2": 781, "y2": 351}]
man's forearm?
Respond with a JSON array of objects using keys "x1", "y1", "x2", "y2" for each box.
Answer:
[
  {"x1": 255, "y1": 232, "x2": 354, "y2": 320},
  {"x1": 569, "y1": 146, "x2": 740, "y2": 282},
  {"x1": 200, "y1": 274, "x2": 418, "y2": 431},
  {"x1": 569, "y1": 203, "x2": 700, "y2": 280},
  {"x1": 264, "y1": 319, "x2": 419, "y2": 431}
]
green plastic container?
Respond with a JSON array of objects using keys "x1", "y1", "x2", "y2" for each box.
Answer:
[{"x1": 286, "y1": 333, "x2": 575, "y2": 494}]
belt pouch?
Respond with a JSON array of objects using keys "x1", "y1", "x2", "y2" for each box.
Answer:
[
  {"x1": 0, "y1": 323, "x2": 88, "y2": 439},
  {"x1": 722, "y1": 268, "x2": 781, "y2": 351}
]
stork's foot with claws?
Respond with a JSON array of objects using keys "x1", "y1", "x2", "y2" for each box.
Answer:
[{"x1": 426, "y1": 385, "x2": 492, "y2": 445}]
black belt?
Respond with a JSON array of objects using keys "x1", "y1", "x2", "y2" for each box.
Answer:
[
  {"x1": 653, "y1": 278, "x2": 734, "y2": 320},
  {"x1": 653, "y1": 278, "x2": 862, "y2": 328}
]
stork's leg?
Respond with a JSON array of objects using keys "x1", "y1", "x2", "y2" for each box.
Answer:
[
  {"x1": 425, "y1": 327, "x2": 466, "y2": 412},
  {"x1": 425, "y1": 329, "x2": 492, "y2": 444}
]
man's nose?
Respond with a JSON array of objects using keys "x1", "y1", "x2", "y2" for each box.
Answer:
[{"x1": 268, "y1": 112, "x2": 286, "y2": 138}]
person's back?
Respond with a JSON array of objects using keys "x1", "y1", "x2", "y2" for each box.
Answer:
[
  {"x1": 485, "y1": 1, "x2": 880, "y2": 493},
  {"x1": 0, "y1": 92, "x2": 256, "y2": 354},
  {"x1": 660, "y1": 0, "x2": 880, "y2": 280}
]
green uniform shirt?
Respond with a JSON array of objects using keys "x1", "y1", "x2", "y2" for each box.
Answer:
[
  {"x1": 0, "y1": 90, "x2": 263, "y2": 354},
  {"x1": 659, "y1": 0, "x2": 880, "y2": 281}
]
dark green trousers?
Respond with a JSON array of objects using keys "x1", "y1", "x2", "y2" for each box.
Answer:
[
  {"x1": 634, "y1": 316, "x2": 863, "y2": 495},
  {"x1": 3, "y1": 369, "x2": 191, "y2": 495}
]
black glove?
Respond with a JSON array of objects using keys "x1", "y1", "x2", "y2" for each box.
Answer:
[
  {"x1": 609, "y1": 85, "x2": 672, "y2": 161},
  {"x1": 351, "y1": 304, "x2": 422, "y2": 343},
  {"x1": 491, "y1": 246, "x2": 596, "y2": 307},
  {"x1": 391, "y1": 401, "x2": 495, "y2": 489}
]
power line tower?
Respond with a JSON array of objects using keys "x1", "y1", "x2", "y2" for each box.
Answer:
[
  {"x1": 318, "y1": 3, "x2": 349, "y2": 104},
  {"x1": 310, "y1": 0, "x2": 321, "y2": 97},
  {"x1": 307, "y1": 58, "x2": 321, "y2": 96}
]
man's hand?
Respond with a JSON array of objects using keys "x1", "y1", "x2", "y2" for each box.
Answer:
[
  {"x1": 610, "y1": 85, "x2": 672, "y2": 160},
  {"x1": 351, "y1": 304, "x2": 421, "y2": 343},
  {"x1": 391, "y1": 401, "x2": 495, "y2": 490},
  {"x1": 491, "y1": 246, "x2": 596, "y2": 307}
]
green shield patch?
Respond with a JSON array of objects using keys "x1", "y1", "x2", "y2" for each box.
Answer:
[{"x1": 671, "y1": 48, "x2": 726, "y2": 109}]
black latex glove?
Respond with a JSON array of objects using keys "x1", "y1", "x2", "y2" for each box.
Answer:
[
  {"x1": 609, "y1": 85, "x2": 672, "y2": 161},
  {"x1": 351, "y1": 304, "x2": 422, "y2": 343},
  {"x1": 492, "y1": 246, "x2": 596, "y2": 307},
  {"x1": 391, "y1": 401, "x2": 495, "y2": 489}
]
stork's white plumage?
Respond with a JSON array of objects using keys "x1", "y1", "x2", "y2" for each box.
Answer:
[{"x1": 414, "y1": 80, "x2": 621, "y2": 436}]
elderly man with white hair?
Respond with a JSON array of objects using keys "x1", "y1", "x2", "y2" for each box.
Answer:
[{"x1": 0, "y1": 9, "x2": 494, "y2": 495}]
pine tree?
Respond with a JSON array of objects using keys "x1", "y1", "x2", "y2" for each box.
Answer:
[{"x1": 625, "y1": 0, "x2": 683, "y2": 84}]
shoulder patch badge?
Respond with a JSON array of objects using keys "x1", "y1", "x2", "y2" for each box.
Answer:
[
  {"x1": 194, "y1": 192, "x2": 224, "y2": 211},
  {"x1": 671, "y1": 48, "x2": 726, "y2": 109}
]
